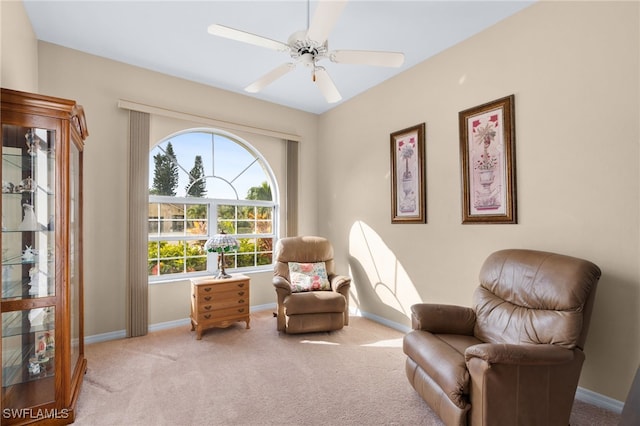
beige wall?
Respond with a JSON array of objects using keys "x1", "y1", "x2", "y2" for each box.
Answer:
[
  {"x1": 0, "y1": 0, "x2": 38, "y2": 91},
  {"x1": 2, "y1": 0, "x2": 638, "y2": 403},
  {"x1": 318, "y1": 1, "x2": 639, "y2": 402},
  {"x1": 33, "y1": 42, "x2": 319, "y2": 337}
]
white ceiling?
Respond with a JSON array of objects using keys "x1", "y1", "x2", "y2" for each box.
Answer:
[{"x1": 23, "y1": 0, "x2": 534, "y2": 114}]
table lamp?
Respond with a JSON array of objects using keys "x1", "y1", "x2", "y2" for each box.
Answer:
[{"x1": 205, "y1": 232, "x2": 239, "y2": 279}]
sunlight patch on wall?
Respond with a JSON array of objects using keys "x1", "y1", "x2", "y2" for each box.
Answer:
[{"x1": 348, "y1": 220, "x2": 421, "y2": 319}]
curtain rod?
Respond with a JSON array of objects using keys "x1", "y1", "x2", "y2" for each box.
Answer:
[{"x1": 117, "y1": 99, "x2": 302, "y2": 142}]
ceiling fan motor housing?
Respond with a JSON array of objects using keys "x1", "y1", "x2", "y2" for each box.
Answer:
[{"x1": 288, "y1": 30, "x2": 328, "y2": 67}]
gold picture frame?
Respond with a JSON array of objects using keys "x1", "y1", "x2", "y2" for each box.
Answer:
[
  {"x1": 459, "y1": 95, "x2": 516, "y2": 224},
  {"x1": 390, "y1": 123, "x2": 426, "y2": 224}
]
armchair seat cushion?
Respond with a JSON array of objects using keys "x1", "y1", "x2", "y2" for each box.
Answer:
[
  {"x1": 284, "y1": 290, "x2": 346, "y2": 316},
  {"x1": 404, "y1": 330, "x2": 482, "y2": 409}
]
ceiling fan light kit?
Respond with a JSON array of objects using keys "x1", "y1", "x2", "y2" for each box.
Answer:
[{"x1": 208, "y1": 0, "x2": 405, "y2": 104}]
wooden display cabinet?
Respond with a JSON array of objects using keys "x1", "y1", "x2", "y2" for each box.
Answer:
[{"x1": 1, "y1": 88, "x2": 88, "y2": 424}]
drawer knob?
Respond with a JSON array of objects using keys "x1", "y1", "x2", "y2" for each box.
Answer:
[
  {"x1": 238, "y1": 299, "x2": 245, "y2": 304},
  {"x1": 238, "y1": 308, "x2": 245, "y2": 313},
  {"x1": 204, "y1": 287, "x2": 212, "y2": 292},
  {"x1": 204, "y1": 305, "x2": 212, "y2": 310},
  {"x1": 204, "y1": 314, "x2": 211, "y2": 319},
  {"x1": 238, "y1": 283, "x2": 245, "y2": 288},
  {"x1": 238, "y1": 291, "x2": 245, "y2": 296},
  {"x1": 204, "y1": 296, "x2": 212, "y2": 301}
]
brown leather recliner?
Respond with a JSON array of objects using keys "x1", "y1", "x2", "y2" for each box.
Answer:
[
  {"x1": 403, "y1": 249, "x2": 601, "y2": 426},
  {"x1": 272, "y1": 236, "x2": 351, "y2": 334}
]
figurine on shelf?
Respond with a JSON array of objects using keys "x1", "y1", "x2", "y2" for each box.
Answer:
[
  {"x1": 22, "y1": 246, "x2": 37, "y2": 262},
  {"x1": 36, "y1": 334, "x2": 47, "y2": 359},
  {"x1": 45, "y1": 331, "x2": 55, "y2": 356},
  {"x1": 28, "y1": 358, "x2": 41, "y2": 375},
  {"x1": 17, "y1": 177, "x2": 34, "y2": 193},
  {"x1": 2, "y1": 180, "x2": 14, "y2": 193},
  {"x1": 28, "y1": 307, "x2": 45, "y2": 327},
  {"x1": 25, "y1": 128, "x2": 38, "y2": 156},
  {"x1": 43, "y1": 307, "x2": 54, "y2": 326},
  {"x1": 18, "y1": 203, "x2": 37, "y2": 230},
  {"x1": 28, "y1": 266, "x2": 39, "y2": 296}
]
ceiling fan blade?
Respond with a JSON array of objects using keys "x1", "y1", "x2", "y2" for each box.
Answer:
[
  {"x1": 306, "y1": 0, "x2": 348, "y2": 44},
  {"x1": 208, "y1": 24, "x2": 289, "y2": 52},
  {"x1": 314, "y1": 67, "x2": 342, "y2": 103},
  {"x1": 330, "y1": 50, "x2": 405, "y2": 67},
  {"x1": 245, "y1": 63, "x2": 296, "y2": 93}
]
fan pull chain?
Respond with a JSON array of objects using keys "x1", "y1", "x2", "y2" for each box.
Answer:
[{"x1": 312, "y1": 57, "x2": 317, "y2": 82}]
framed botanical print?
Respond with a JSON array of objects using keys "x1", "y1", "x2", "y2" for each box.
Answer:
[
  {"x1": 459, "y1": 95, "x2": 516, "y2": 224},
  {"x1": 390, "y1": 123, "x2": 426, "y2": 224}
]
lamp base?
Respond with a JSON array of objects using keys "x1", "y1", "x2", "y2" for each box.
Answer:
[{"x1": 215, "y1": 270, "x2": 232, "y2": 279}]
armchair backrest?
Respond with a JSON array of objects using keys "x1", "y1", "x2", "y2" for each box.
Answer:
[
  {"x1": 273, "y1": 236, "x2": 336, "y2": 282},
  {"x1": 473, "y1": 249, "x2": 601, "y2": 350}
]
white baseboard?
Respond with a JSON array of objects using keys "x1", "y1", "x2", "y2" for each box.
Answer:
[
  {"x1": 84, "y1": 329, "x2": 126, "y2": 345},
  {"x1": 355, "y1": 309, "x2": 411, "y2": 333},
  {"x1": 149, "y1": 317, "x2": 191, "y2": 332},
  {"x1": 575, "y1": 386, "x2": 624, "y2": 414}
]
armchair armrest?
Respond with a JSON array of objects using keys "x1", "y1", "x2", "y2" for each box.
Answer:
[
  {"x1": 272, "y1": 276, "x2": 291, "y2": 292},
  {"x1": 410, "y1": 303, "x2": 476, "y2": 335},
  {"x1": 329, "y1": 274, "x2": 351, "y2": 292},
  {"x1": 465, "y1": 343, "x2": 575, "y2": 366}
]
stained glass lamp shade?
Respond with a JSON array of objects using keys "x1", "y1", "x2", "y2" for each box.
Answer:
[{"x1": 205, "y1": 233, "x2": 239, "y2": 279}]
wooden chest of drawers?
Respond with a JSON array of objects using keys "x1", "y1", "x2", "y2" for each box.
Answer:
[{"x1": 190, "y1": 274, "x2": 250, "y2": 340}]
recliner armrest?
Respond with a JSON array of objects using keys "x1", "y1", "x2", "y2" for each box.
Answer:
[
  {"x1": 465, "y1": 343, "x2": 575, "y2": 366},
  {"x1": 411, "y1": 303, "x2": 476, "y2": 334},
  {"x1": 329, "y1": 274, "x2": 351, "y2": 292},
  {"x1": 272, "y1": 276, "x2": 291, "y2": 292}
]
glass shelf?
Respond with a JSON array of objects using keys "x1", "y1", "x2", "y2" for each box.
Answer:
[
  {"x1": 2, "y1": 227, "x2": 52, "y2": 234},
  {"x1": 1, "y1": 255, "x2": 52, "y2": 265},
  {"x1": 2, "y1": 308, "x2": 56, "y2": 388},
  {"x1": 2, "y1": 272, "x2": 54, "y2": 300}
]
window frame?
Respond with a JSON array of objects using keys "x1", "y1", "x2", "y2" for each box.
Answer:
[{"x1": 147, "y1": 129, "x2": 279, "y2": 283}]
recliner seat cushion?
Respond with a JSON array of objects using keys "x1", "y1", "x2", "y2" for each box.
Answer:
[
  {"x1": 283, "y1": 291, "x2": 345, "y2": 315},
  {"x1": 403, "y1": 330, "x2": 482, "y2": 409}
]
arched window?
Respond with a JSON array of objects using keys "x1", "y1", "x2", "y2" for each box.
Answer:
[{"x1": 147, "y1": 129, "x2": 277, "y2": 280}]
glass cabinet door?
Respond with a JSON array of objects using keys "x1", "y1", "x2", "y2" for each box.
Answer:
[
  {"x1": 2, "y1": 125, "x2": 55, "y2": 300},
  {"x1": 2, "y1": 124, "x2": 57, "y2": 408},
  {"x1": 69, "y1": 141, "x2": 81, "y2": 381}
]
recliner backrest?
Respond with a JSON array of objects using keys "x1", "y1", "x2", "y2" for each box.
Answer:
[
  {"x1": 473, "y1": 249, "x2": 601, "y2": 349},
  {"x1": 273, "y1": 236, "x2": 336, "y2": 282}
]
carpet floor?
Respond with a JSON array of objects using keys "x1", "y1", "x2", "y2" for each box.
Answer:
[{"x1": 74, "y1": 310, "x2": 621, "y2": 425}]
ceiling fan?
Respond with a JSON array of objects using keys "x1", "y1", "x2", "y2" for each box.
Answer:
[{"x1": 207, "y1": 0, "x2": 405, "y2": 104}]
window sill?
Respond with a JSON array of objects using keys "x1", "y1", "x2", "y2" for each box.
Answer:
[{"x1": 148, "y1": 266, "x2": 272, "y2": 285}]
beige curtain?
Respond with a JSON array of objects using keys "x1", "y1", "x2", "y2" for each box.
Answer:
[
  {"x1": 127, "y1": 111, "x2": 150, "y2": 337},
  {"x1": 286, "y1": 140, "x2": 298, "y2": 237}
]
